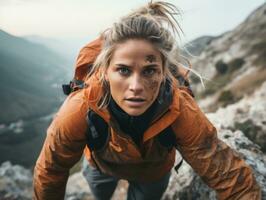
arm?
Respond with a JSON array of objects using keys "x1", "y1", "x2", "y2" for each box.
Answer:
[
  {"x1": 172, "y1": 90, "x2": 261, "y2": 200},
  {"x1": 33, "y1": 93, "x2": 87, "y2": 199}
]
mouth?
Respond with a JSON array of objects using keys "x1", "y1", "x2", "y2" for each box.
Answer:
[
  {"x1": 125, "y1": 97, "x2": 146, "y2": 107},
  {"x1": 126, "y1": 97, "x2": 146, "y2": 102}
]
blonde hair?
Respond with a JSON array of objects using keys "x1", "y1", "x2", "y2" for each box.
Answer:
[{"x1": 88, "y1": 1, "x2": 195, "y2": 108}]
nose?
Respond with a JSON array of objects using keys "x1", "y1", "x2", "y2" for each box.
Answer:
[{"x1": 128, "y1": 74, "x2": 144, "y2": 94}]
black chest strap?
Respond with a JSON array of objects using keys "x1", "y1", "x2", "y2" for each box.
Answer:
[{"x1": 85, "y1": 109, "x2": 183, "y2": 173}]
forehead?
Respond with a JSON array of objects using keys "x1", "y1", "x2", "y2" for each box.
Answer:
[{"x1": 111, "y1": 39, "x2": 162, "y2": 64}]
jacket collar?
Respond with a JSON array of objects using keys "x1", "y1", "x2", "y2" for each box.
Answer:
[{"x1": 84, "y1": 75, "x2": 181, "y2": 142}]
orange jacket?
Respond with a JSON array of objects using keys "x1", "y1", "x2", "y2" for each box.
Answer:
[{"x1": 33, "y1": 40, "x2": 261, "y2": 200}]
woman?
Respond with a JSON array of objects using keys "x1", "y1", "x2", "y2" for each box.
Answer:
[{"x1": 33, "y1": 1, "x2": 261, "y2": 200}]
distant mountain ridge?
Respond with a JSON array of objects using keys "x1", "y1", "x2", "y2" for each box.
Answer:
[
  {"x1": 0, "y1": 30, "x2": 71, "y2": 123},
  {"x1": 183, "y1": 35, "x2": 216, "y2": 56},
  {"x1": 23, "y1": 35, "x2": 91, "y2": 65}
]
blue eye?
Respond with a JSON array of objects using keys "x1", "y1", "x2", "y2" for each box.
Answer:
[
  {"x1": 118, "y1": 67, "x2": 131, "y2": 76},
  {"x1": 143, "y1": 68, "x2": 156, "y2": 76}
]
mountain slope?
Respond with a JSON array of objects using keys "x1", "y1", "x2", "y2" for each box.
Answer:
[
  {"x1": 0, "y1": 30, "x2": 71, "y2": 123},
  {"x1": 188, "y1": 3, "x2": 266, "y2": 111}
]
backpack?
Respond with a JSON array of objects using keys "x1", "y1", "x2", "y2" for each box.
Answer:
[
  {"x1": 62, "y1": 37, "x2": 194, "y2": 173},
  {"x1": 62, "y1": 38, "x2": 102, "y2": 95}
]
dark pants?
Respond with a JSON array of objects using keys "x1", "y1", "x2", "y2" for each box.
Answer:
[{"x1": 82, "y1": 159, "x2": 171, "y2": 200}]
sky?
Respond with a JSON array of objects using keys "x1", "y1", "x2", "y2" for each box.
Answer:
[{"x1": 0, "y1": 0, "x2": 265, "y2": 43}]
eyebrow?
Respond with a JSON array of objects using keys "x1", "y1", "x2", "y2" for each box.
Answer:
[
  {"x1": 115, "y1": 63, "x2": 159, "y2": 68},
  {"x1": 143, "y1": 64, "x2": 159, "y2": 68},
  {"x1": 115, "y1": 64, "x2": 131, "y2": 68}
]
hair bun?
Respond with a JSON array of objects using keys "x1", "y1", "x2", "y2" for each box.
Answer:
[
  {"x1": 134, "y1": 1, "x2": 183, "y2": 36},
  {"x1": 147, "y1": 8, "x2": 156, "y2": 15}
]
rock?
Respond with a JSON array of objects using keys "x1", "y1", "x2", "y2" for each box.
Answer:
[
  {"x1": 0, "y1": 161, "x2": 32, "y2": 200},
  {"x1": 111, "y1": 180, "x2": 129, "y2": 200},
  {"x1": 65, "y1": 172, "x2": 93, "y2": 200},
  {"x1": 207, "y1": 81, "x2": 266, "y2": 152},
  {"x1": 66, "y1": 171, "x2": 129, "y2": 200},
  {"x1": 163, "y1": 129, "x2": 266, "y2": 200}
]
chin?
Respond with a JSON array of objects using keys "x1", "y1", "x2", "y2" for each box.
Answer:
[{"x1": 124, "y1": 108, "x2": 146, "y2": 116}]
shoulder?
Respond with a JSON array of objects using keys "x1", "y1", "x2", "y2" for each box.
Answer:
[
  {"x1": 56, "y1": 89, "x2": 88, "y2": 118},
  {"x1": 171, "y1": 87, "x2": 199, "y2": 115},
  {"x1": 49, "y1": 89, "x2": 89, "y2": 140},
  {"x1": 171, "y1": 87, "x2": 216, "y2": 145}
]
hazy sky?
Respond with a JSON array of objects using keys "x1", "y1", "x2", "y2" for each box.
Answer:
[{"x1": 0, "y1": 0, "x2": 265, "y2": 42}]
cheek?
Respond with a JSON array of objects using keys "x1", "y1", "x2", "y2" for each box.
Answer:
[
  {"x1": 143, "y1": 75, "x2": 162, "y2": 97},
  {"x1": 109, "y1": 78, "x2": 120, "y2": 92},
  {"x1": 148, "y1": 79, "x2": 160, "y2": 91},
  {"x1": 107, "y1": 74, "x2": 125, "y2": 98}
]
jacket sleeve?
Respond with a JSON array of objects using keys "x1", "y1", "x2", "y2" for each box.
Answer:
[
  {"x1": 172, "y1": 90, "x2": 261, "y2": 200},
  {"x1": 33, "y1": 94, "x2": 87, "y2": 199}
]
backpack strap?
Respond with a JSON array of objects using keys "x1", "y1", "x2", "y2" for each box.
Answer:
[
  {"x1": 86, "y1": 110, "x2": 109, "y2": 151},
  {"x1": 156, "y1": 126, "x2": 183, "y2": 174},
  {"x1": 174, "y1": 159, "x2": 183, "y2": 173},
  {"x1": 62, "y1": 79, "x2": 86, "y2": 95},
  {"x1": 85, "y1": 110, "x2": 184, "y2": 173}
]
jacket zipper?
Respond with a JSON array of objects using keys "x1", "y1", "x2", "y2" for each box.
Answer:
[
  {"x1": 110, "y1": 119, "x2": 143, "y2": 158},
  {"x1": 150, "y1": 108, "x2": 170, "y2": 125},
  {"x1": 108, "y1": 107, "x2": 170, "y2": 157}
]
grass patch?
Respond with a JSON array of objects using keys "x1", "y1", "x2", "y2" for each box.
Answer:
[
  {"x1": 230, "y1": 67, "x2": 266, "y2": 97},
  {"x1": 217, "y1": 90, "x2": 240, "y2": 107},
  {"x1": 228, "y1": 58, "x2": 245, "y2": 72},
  {"x1": 199, "y1": 57, "x2": 245, "y2": 98},
  {"x1": 250, "y1": 39, "x2": 266, "y2": 67},
  {"x1": 235, "y1": 120, "x2": 266, "y2": 153},
  {"x1": 201, "y1": 73, "x2": 231, "y2": 97}
]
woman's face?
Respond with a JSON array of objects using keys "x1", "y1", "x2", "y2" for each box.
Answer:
[{"x1": 105, "y1": 39, "x2": 164, "y2": 116}]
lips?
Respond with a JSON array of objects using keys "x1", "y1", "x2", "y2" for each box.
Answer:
[
  {"x1": 126, "y1": 98, "x2": 145, "y2": 102},
  {"x1": 125, "y1": 97, "x2": 146, "y2": 107}
]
